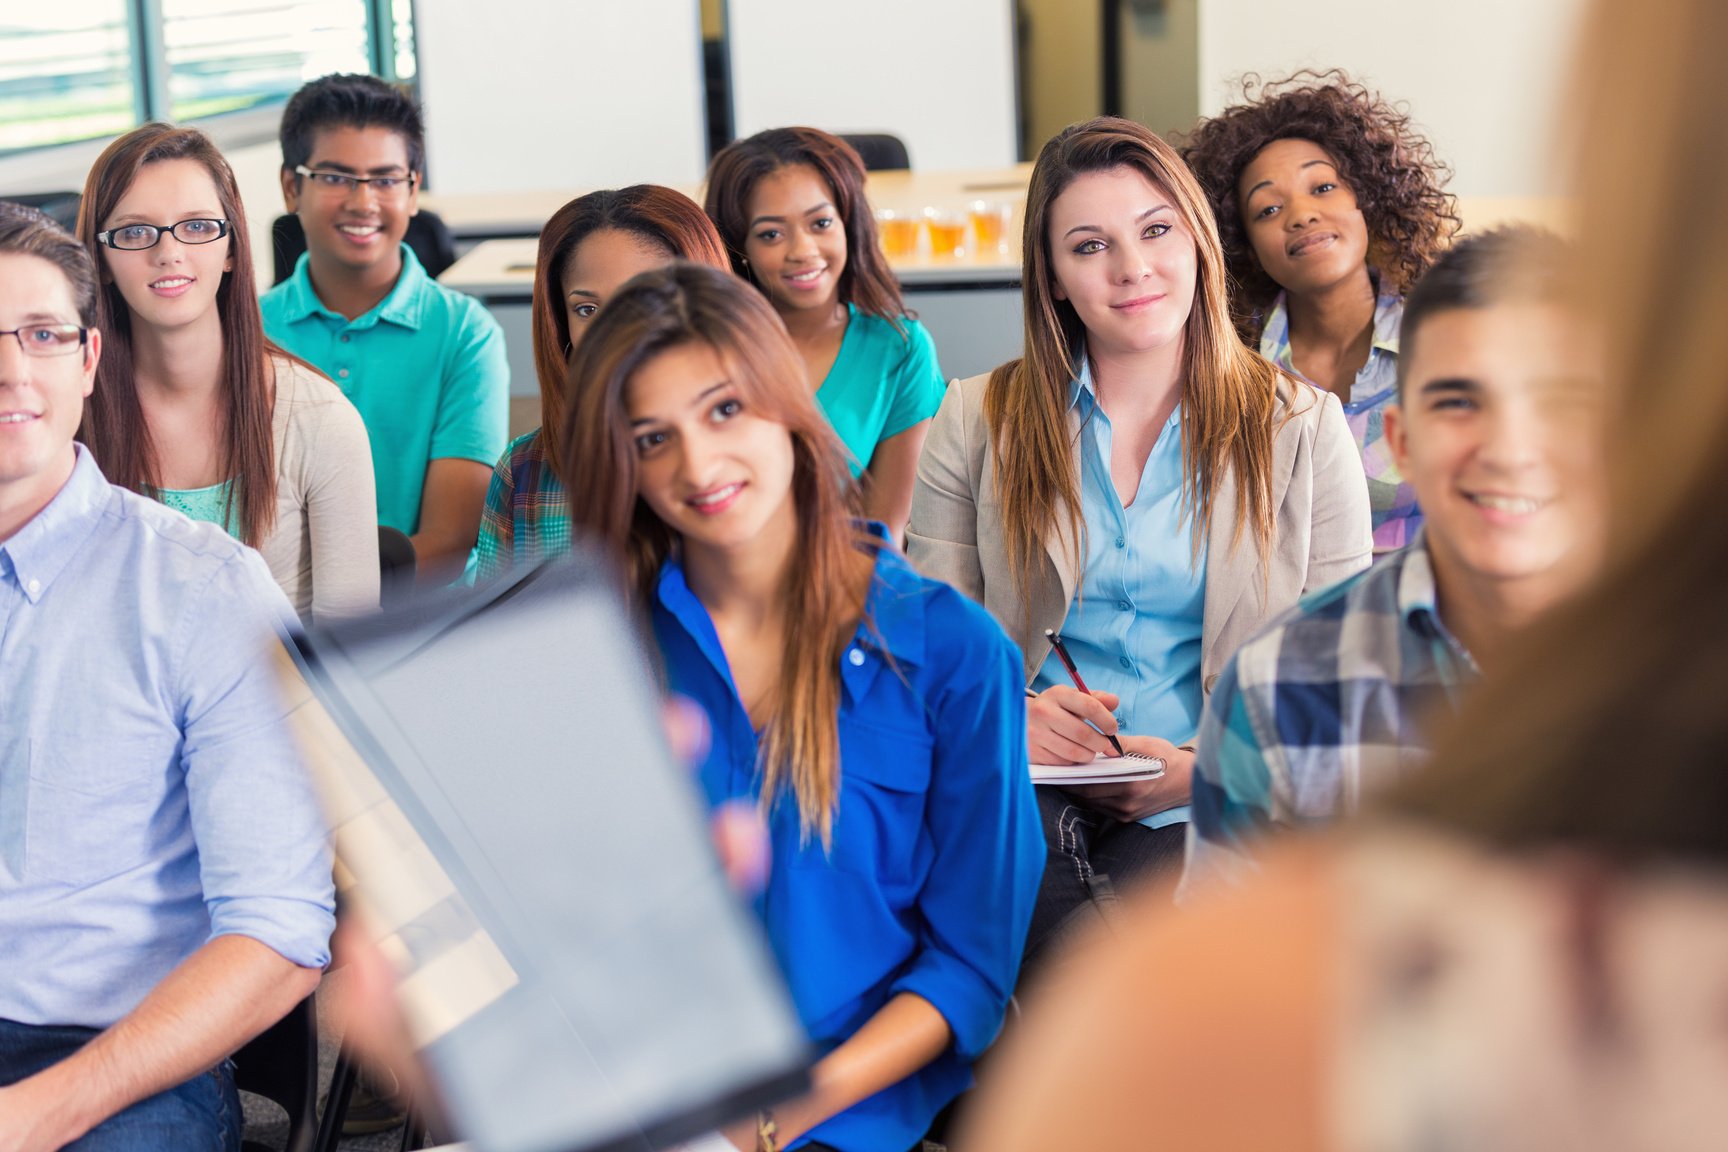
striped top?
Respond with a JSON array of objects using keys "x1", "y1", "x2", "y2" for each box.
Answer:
[{"x1": 1259, "y1": 287, "x2": 1420, "y2": 552}]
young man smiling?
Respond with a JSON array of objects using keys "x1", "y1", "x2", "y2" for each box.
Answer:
[
  {"x1": 1182, "y1": 227, "x2": 1604, "y2": 893},
  {"x1": 0, "y1": 205, "x2": 333, "y2": 1150},
  {"x1": 261, "y1": 73, "x2": 508, "y2": 581}
]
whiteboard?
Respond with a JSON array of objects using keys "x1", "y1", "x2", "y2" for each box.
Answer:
[
  {"x1": 726, "y1": 0, "x2": 1018, "y2": 171},
  {"x1": 413, "y1": 0, "x2": 708, "y2": 196}
]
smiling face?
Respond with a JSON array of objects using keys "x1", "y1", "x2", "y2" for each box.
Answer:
[
  {"x1": 1237, "y1": 137, "x2": 1371, "y2": 298},
  {"x1": 1386, "y1": 301, "x2": 1603, "y2": 600},
  {"x1": 625, "y1": 340, "x2": 797, "y2": 559},
  {"x1": 741, "y1": 163, "x2": 848, "y2": 316},
  {"x1": 281, "y1": 124, "x2": 419, "y2": 278},
  {"x1": 1046, "y1": 166, "x2": 1198, "y2": 360},
  {"x1": 100, "y1": 157, "x2": 233, "y2": 333},
  {"x1": 0, "y1": 253, "x2": 100, "y2": 536},
  {"x1": 561, "y1": 228, "x2": 674, "y2": 355}
]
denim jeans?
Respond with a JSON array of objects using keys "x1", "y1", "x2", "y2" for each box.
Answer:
[
  {"x1": 0, "y1": 1017, "x2": 241, "y2": 1151},
  {"x1": 1020, "y1": 786, "x2": 1187, "y2": 980}
]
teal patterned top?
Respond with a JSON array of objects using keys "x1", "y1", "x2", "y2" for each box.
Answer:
[{"x1": 156, "y1": 479, "x2": 241, "y2": 539}]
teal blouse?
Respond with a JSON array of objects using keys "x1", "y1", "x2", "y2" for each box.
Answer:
[{"x1": 814, "y1": 306, "x2": 947, "y2": 477}]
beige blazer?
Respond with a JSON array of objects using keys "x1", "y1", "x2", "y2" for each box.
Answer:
[{"x1": 906, "y1": 371, "x2": 1373, "y2": 693}]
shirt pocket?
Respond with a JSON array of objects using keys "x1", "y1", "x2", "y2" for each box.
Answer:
[
  {"x1": 26, "y1": 739, "x2": 169, "y2": 887},
  {"x1": 819, "y1": 720, "x2": 935, "y2": 891}
]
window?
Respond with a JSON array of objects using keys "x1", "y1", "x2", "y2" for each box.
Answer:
[
  {"x1": 0, "y1": 0, "x2": 417, "y2": 157},
  {"x1": 0, "y1": 5, "x2": 136, "y2": 153},
  {"x1": 162, "y1": 0, "x2": 371, "y2": 122}
]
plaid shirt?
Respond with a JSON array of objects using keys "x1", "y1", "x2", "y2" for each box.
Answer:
[
  {"x1": 1260, "y1": 288, "x2": 1420, "y2": 552},
  {"x1": 1182, "y1": 535, "x2": 1477, "y2": 895},
  {"x1": 475, "y1": 428, "x2": 572, "y2": 583}
]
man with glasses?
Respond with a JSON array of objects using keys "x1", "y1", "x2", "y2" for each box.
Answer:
[
  {"x1": 261, "y1": 73, "x2": 508, "y2": 583},
  {"x1": 0, "y1": 203, "x2": 334, "y2": 1150}
]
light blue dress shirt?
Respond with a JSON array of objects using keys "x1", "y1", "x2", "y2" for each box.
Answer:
[
  {"x1": 654, "y1": 529, "x2": 1043, "y2": 1152},
  {"x1": 1031, "y1": 359, "x2": 1207, "y2": 829},
  {"x1": 0, "y1": 448, "x2": 335, "y2": 1029}
]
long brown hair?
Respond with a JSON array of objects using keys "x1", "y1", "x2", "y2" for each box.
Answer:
[
  {"x1": 76, "y1": 123, "x2": 277, "y2": 546},
  {"x1": 703, "y1": 127, "x2": 907, "y2": 329},
  {"x1": 561, "y1": 262, "x2": 873, "y2": 844},
  {"x1": 532, "y1": 185, "x2": 728, "y2": 477},
  {"x1": 987, "y1": 117, "x2": 1283, "y2": 601},
  {"x1": 1386, "y1": 0, "x2": 1728, "y2": 864}
]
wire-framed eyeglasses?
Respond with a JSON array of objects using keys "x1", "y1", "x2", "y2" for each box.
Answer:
[{"x1": 293, "y1": 165, "x2": 419, "y2": 195}]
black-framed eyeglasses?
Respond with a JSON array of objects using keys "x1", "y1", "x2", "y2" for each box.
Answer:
[
  {"x1": 293, "y1": 165, "x2": 418, "y2": 195},
  {"x1": 0, "y1": 324, "x2": 89, "y2": 358},
  {"x1": 95, "y1": 218, "x2": 230, "y2": 252}
]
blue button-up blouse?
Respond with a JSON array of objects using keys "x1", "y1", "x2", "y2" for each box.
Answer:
[{"x1": 651, "y1": 534, "x2": 1042, "y2": 1152}]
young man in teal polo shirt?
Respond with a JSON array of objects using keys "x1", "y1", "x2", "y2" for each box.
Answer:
[{"x1": 261, "y1": 73, "x2": 507, "y2": 581}]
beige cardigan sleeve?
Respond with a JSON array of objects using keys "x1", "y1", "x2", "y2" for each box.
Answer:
[
  {"x1": 1304, "y1": 389, "x2": 1374, "y2": 593},
  {"x1": 266, "y1": 361, "x2": 380, "y2": 624},
  {"x1": 906, "y1": 376, "x2": 988, "y2": 605}
]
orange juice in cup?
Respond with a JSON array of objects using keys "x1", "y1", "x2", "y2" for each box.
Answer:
[
  {"x1": 875, "y1": 208, "x2": 920, "y2": 260},
  {"x1": 969, "y1": 200, "x2": 1012, "y2": 253},
  {"x1": 925, "y1": 208, "x2": 967, "y2": 259}
]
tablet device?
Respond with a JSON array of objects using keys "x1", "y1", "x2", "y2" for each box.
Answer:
[{"x1": 286, "y1": 552, "x2": 810, "y2": 1152}]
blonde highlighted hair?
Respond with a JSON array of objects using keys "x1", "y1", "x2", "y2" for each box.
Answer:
[{"x1": 986, "y1": 117, "x2": 1284, "y2": 603}]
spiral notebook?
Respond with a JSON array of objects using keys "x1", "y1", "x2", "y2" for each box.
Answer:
[{"x1": 1030, "y1": 752, "x2": 1169, "y2": 785}]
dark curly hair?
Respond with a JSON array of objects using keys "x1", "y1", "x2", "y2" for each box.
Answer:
[{"x1": 1178, "y1": 69, "x2": 1459, "y2": 338}]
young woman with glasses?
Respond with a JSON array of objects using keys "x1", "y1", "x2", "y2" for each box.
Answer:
[{"x1": 77, "y1": 123, "x2": 379, "y2": 623}]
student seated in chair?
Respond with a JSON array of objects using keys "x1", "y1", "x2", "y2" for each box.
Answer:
[
  {"x1": 0, "y1": 204, "x2": 334, "y2": 1150},
  {"x1": 1182, "y1": 227, "x2": 1606, "y2": 895},
  {"x1": 261, "y1": 73, "x2": 509, "y2": 583}
]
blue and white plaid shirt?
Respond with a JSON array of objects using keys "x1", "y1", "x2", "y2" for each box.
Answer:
[{"x1": 1181, "y1": 534, "x2": 1477, "y2": 895}]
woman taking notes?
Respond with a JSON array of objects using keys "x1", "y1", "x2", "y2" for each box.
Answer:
[
  {"x1": 705, "y1": 127, "x2": 945, "y2": 542},
  {"x1": 562, "y1": 262, "x2": 1040, "y2": 1152},
  {"x1": 77, "y1": 123, "x2": 378, "y2": 622},
  {"x1": 1181, "y1": 72, "x2": 1459, "y2": 551},
  {"x1": 475, "y1": 185, "x2": 729, "y2": 581},
  {"x1": 908, "y1": 117, "x2": 1370, "y2": 963}
]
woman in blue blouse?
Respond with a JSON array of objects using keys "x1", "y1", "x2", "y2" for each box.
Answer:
[
  {"x1": 560, "y1": 262, "x2": 1041, "y2": 1152},
  {"x1": 705, "y1": 127, "x2": 946, "y2": 543}
]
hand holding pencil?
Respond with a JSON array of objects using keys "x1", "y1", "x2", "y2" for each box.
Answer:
[{"x1": 1025, "y1": 630, "x2": 1128, "y2": 764}]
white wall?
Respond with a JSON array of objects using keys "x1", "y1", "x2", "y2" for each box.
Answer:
[
  {"x1": 727, "y1": 0, "x2": 1017, "y2": 171},
  {"x1": 413, "y1": 0, "x2": 708, "y2": 194},
  {"x1": 1196, "y1": 0, "x2": 1586, "y2": 197}
]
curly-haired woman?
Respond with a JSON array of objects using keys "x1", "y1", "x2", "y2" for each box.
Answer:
[{"x1": 1181, "y1": 70, "x2": 1459, "y2": 551}]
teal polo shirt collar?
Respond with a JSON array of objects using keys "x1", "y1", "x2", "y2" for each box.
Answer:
[{"x1": 275, "y1": 244, "x2": 430, "y2": 333}]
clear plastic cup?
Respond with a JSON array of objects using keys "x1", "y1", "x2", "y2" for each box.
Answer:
[{"x1": 925, "y1": 208, "x2": 967, "y2": 259}]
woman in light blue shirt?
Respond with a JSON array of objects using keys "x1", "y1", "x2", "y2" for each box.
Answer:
[
  {"x1": 908, "y1": 118, "x2": 1371, "y2": 970},
  {"x1": 706, "y1": 128, "x2": 946, "y2": 543},
  {"x1": 560, "y1": 262, "x2": 1041, "y2": 1152}
]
